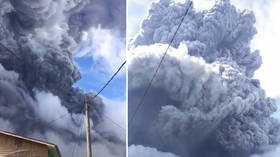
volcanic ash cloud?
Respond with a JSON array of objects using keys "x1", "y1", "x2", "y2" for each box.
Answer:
[
  {"x1": 0, "y1": 0, "x2": 125, "y2": 156},
  {"x1": 128, "y1": 0, "x2": 280, "y2": 157}
]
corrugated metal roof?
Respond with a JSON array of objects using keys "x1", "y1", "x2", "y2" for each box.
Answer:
[{"x1": 0, "y1": 130, "x2": 62, "y2": 157}]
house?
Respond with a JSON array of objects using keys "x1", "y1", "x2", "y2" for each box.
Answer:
[{"x1": 0, "y1": 130, "x2": 61, "y2": 157}]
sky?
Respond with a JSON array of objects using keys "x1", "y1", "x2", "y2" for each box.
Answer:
[
  {"x1": 72, "y1": 0, "x2": 280, "y2": 112},
  {"x1": 0, "y1": 1, "x2": 126, "y2": 156},
  {"x1": 128, "y1": 0, "x2": 280, "y2": 111},
  {"x1": 71, "y1": 26, "x2": 127, "y2": 149},
  {"x1": 73, "y1": 27, "x2": 126, "y2": 101},
  {"x1": 127, "y1": 0, "x2": 280, "y2": 156},
  {"x1": 72, "y1": 26, "x2": 127, "y2": 148}
]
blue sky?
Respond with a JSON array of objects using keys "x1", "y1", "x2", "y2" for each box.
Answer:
[
  {"x1": 72, "y1": 0, "x2": 280, "y2": 112},
  {"x1": 72, "y1": 27, "x2": 126, "y2": 101},
  {"x1": 74, "y1": 56, "x2": 126, "y2": 100}
]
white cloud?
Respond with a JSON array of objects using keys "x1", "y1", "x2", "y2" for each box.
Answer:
[
  {"x1": 220, "y1": 0, "x2": 280, "y2": 98},
  {"x1": 192, "y1": 0, "x2": 215, "y2": 10},
  {"x1": 34, "y1": 91, "x2": 126, "y2": 140},
  {"x1": 34, "y1": 91, "x2": 84, "y2": 135},
  {"x1": 31, "y1": 130, "x2": 124, "y2": 157},
  {"x1": 193, "y1": 0, "x2": 280, "y2": 98},
  {"x1": 129, "y1": 145, "x2": 178, "y2": 157},
  {"x1": 127, "y1": 0, "x2": 152, "y2": 39},
  {"x1": 250, "y1": 0, "x2": 280, "y2": 98},
  {"x1": 98, "y1": 96, "x2": 126, "y2": 141},
  {"x1": 128, "y1": 0, "x2": 280, "y2": 98},
  {"x1": 74, "y1": 26, "x2": 126, "y2": 75},
  {"x1": 32, "y1": 91, "x2": 126, "y2": 157},
  {"x1": 251, "y1": 145, "x2": 280, "y2": 157}
]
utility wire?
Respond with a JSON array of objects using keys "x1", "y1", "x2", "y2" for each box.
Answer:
[
  {"x1": 70, "y1": 116, "x2": 84, "y2": 157},
  {"x1": 1, "y1": 39, "x2": 127, "y2": 133},
  {"x1": 44, "y1": 60, "x2": 126, "y2": 128},
  {"x1": 44, "y1": 111, "x2": 126, "y2": 133},
  {"x1": 1, "y1": 42, "x2": 126, "y2": 104},
  {"x1": 92, "y1": 60, "x2": 126, "y2": 100},
  {"x1": 103, "y1": 114, "x2": 126, "y2": 132},
  {"x1": 44, "y1": 114, "x2": 70, "y2": 128},
  {"x1": 0, "y1": 43, "x2": 21, "y2": 59},
  {"x1": 128, "y1": 1, "x2": 193, "y2": 126}
]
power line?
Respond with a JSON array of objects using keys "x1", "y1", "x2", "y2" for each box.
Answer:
[
  {"x1": 1, "y1": 41, "x2": 126, "y2": 103},
  {"x1": 44, "y1": 60, "x2": 126, "y2": 128},
  {"x1": 103, "y1": 114, "x2": 126, "y2": 132},
  {"x1": 42, "y1": 61, "x2": 126, "y2": 135},
  {"x1": 45, "y1": 110, "x2": 125, "y2": 133},
  {"x1": 70, "y1": 116, "x2": 84, "y2": 157},
  {"x1": 1, "y1": 38, "x2": 126, "y2": 134},
  {"x1": 128, "y1": 1, "x2": 193, "y2": 126},
  {"x1": 1, "y1": 40, "x2": 126, "y2": 103},
  {"x1": 0, "y1": 43, "x2": 21, "y2": 59},
  {"x1": 92, "y1": 60, "x2": 126, "y2": 100},
  {"x1": 44, "y1": 114, "x2": 70, "y2": 128}
]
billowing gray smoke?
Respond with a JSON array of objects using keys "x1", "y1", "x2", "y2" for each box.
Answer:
[
  {"x1": 128, "y1": 0, "x2": 280, "y2": 157},
  {"x1": 0, "y1": 0, "x2": 125, "y2": 156}
]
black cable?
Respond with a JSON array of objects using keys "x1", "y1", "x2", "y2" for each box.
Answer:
[
  {"x1": 1, "y1": 41, "x2": 126, "y2": 105},
  {"x1": 92, "y1": 60, "x2": 126, "y2": 100},
  {"x1": 128, "y1": 1, "x2": 193, "y2": 126},
  {"x1": 103, "y1": 114, "x2": 126, "y2": 132},
  {"x1": 44, "y1": 60, "x2": 126, "y2": 127},
  {"x1": 70, "y1": 116, "x2": 84, "y2": 157},
  {"x1": 0, "y1": 43, "x2": 21, "y2": 59},
  {"x1": 1, "y1": 38, "x2": 127, "y2": 134},
  {"x1": 44, "y1": 114, "x2": 70, "y2": 128}
]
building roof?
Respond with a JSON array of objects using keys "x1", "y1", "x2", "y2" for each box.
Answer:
[{"x1": 0, "y1": 130, "x2": 62, "y2": 157}]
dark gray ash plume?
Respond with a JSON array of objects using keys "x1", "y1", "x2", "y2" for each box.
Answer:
[
  {"x1": 0, "y1": 0, "x2": 125, "y2": 156},
  {"x1": 128, "y1": 0, "x2": 280, "y2": 157}
]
